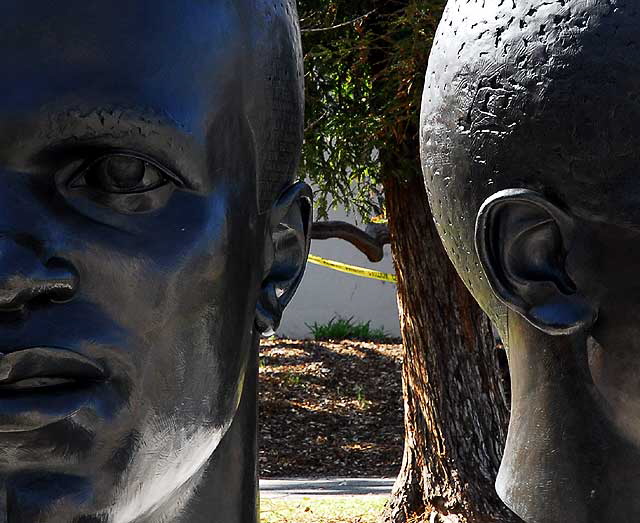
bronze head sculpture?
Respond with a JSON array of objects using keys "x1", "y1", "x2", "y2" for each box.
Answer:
[
  {"x1": 422, "y1": 0, "x2": 640, "y2": 521},
  {"x1": 0, "y1": 1, "x2": 311, "y2": 522}
]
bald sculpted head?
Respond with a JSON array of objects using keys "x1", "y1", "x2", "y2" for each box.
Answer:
[{"x1": 422, "y1": 2, "x2": 640, "y2": 521}]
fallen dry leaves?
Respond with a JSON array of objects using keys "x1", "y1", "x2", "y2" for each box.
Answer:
[{"x1": 259, "y1": 338, "x2": 404, "y2": 477}]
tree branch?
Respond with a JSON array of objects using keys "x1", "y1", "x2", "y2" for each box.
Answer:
[
  {"x1": 300, "y1": 10, "x2": 376, "y2": 34},
  {"x1": 311, "y1": 220, "x2": 390, "y2": 262},
  {"x1": 304, "y1": 111, "x2": 328, "y2": 133}
]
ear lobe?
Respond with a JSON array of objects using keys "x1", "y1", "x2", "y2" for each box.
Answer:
[
  {"x1": 255, "y1": 182, "x2": 312, "y2": 336},
  {"x1": 475, "y1": 189, "x2": 596, "y2": 335}
]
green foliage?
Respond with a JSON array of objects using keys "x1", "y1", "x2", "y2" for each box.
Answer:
[
  {"x1": 298, "y1": 0, "x2": 447, "y2": 220},
  {"x1": 353, "y1": 383, "x2": 369, "y2": 408},
  {"x1": 306, "y1": 316, "x2": 389, "y2": 341},
  {"x1": 283, "y1": 372, "x2": 302, "y2": 386}
]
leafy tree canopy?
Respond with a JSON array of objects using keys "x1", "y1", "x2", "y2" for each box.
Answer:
[{"x1": 298, "y1": 0, "x2": 446, "y2": 221}]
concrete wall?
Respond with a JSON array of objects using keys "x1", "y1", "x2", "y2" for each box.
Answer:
[{"x1": 278, "y1": 209, "x2": 400, "y2": 339}]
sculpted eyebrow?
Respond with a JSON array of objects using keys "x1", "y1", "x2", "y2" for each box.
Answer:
[{"x1": 40, "y1": 116, "x2": 204, "y2": 190}]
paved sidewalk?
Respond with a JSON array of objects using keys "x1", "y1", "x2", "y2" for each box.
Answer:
[{"x1": 260, "y1": 477, "x2": 396, "y2": 499}]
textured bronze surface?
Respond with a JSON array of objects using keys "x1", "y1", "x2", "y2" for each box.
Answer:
[
  {"x1": 422, "y1": 1, "x2": 640, "y2": 521},
  {"x1": 0, "y1": 2, "x2": 311, "y2": 521}
]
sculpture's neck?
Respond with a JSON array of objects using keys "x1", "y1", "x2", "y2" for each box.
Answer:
[{"x1": 143, "y1": 338, "x2": 259, "y2": 523}]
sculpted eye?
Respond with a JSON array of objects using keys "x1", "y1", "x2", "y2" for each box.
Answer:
[
  {"x1": 71, "y1": 154, "x2": 172, "y2": 194},
  {"x1": 57, "y1": 151, "x2": 183, "y2": 216}
]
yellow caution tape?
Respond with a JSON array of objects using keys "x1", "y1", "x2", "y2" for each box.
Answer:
[{"x1": 307, "y1": 254, "x2": 397, "y2": 284}]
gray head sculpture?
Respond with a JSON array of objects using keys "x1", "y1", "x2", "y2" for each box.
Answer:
[
  {"x1": 0, "y1": 1, "x2": 311, "y2": 522},
  {"x1": 422, "y1": 1, "x2": 640, "y2": 521}
]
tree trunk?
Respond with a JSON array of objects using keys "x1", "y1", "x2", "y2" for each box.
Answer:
[{"x1": 382, "y1": 174, "x2": 519, "y2": 523}]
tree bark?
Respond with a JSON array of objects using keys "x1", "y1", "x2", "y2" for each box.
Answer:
[
  {"x1": 311, "y1": 221, "x2": 390, "y2": 262},
  {"x1": 382, "y1": 174, "x2": 519, "y2": 523}
]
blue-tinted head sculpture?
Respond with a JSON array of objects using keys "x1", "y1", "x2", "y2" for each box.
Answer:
[
  {"x1": 0, "y1": 1, "x2": 311, "y2": 522},
  {"x1": 423, "y1": 1, "x2": 640, "y2": 521}
]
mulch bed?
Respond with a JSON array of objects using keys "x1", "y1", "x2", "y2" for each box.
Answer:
[{"x1": 259, "y1": 338, "x2": 404, "y2": 478}]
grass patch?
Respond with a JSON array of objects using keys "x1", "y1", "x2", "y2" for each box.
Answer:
[
  {"x1": 260, "y1": 496, "x2": 387, "y2": 523},
  {"x1": 306, "y1": 316, "x2": 390, "y2": 342}
]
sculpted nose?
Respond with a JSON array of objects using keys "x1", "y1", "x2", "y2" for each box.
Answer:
[{"x1": 0, "y1": 239, "x2": 77, "y2": 311}]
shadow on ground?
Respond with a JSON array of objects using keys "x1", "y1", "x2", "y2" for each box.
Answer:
[{"x1": 259, "y1": 339, "x2": 403, "y2": 477}]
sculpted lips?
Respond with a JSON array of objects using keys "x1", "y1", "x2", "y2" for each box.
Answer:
[
  {"x1": 0, "y1": 347, "x2": 107, "y2": 432},
  {"x1": 0, "y1": 347, "x2": 105, "y2": 389}
]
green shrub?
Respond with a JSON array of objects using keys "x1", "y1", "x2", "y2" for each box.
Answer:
[{"x1": 306, "y1": 316, "x2": 389, "y2": 342}]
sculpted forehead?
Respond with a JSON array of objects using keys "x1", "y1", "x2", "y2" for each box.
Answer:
[
  {"x1": 0, "y1": 1, "x2": 247, "y2": 141},
  {"x1": 423, "y1": 0, "x2": 640, "y2": 227},
  {"x1": 421, "y1": 0, "x2": 640, "y2": 328}
]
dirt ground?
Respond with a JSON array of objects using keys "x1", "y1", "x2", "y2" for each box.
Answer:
[{"x1": 259, "y1": 338, "x2": 404, "y2": 478}]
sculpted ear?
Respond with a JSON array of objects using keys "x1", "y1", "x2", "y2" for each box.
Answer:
[
  {"x1": 255, "y1": 182, "x2": 312, "y2": 336},
  {"x1": 475, "y1": 189, "x2": 596, "y2": 335}
]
